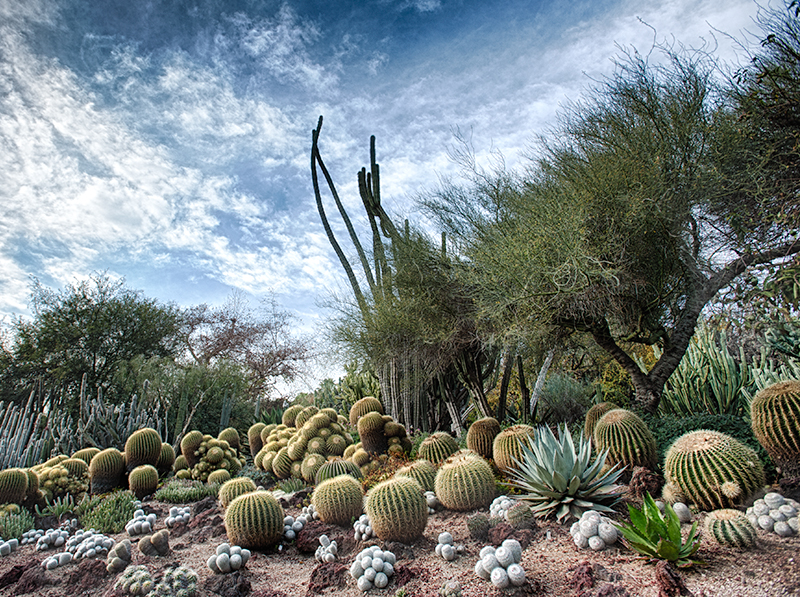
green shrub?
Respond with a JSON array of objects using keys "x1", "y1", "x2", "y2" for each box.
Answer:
[
  {"x1": 538, "y1": 373, "x2": 593, "y2": 426},
  {"x1": 79, "y1": 490, "x2": 137, "y2": 533}
]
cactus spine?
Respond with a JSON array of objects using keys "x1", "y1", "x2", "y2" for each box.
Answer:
[
  {"x1": 705, "y1": 509, "x2": 757, "y2": 549},
  {"x1": 418, "y1": 432, "x2": 458, "y2": 464},
  {"x1": 493, "y1": 425, "x2": 536, "y2": 474},
  {"x1": 435, "y1": 451, "x2": 496, "y2": 511},
  {"x1": 128, "y1": 464, "x2": 159, "y2": 499},
  {"x1": 750, "y1": 380, "x2": 800, "y2": 476},
  {"x1": 366, "y1": 476, "x2": 427, "y2": 543},
  {"x1": 312, "y1": 475, "x2": 364, "y2": 525},
  {"x1": 225, "y1": 491, "x2": 284, "y2": 549},
  {"x1": 219, "y1": 477, "x2": 258, "y2": 508},
  {"x1": 466, "y1": 417, "x2": 501, "y2": 460},
  {"x1": 664, "y1": 430, "x2": 765, "y2": 511},
  {"x1": 593, "y1": 409, "x2": 657, "y2": 470}
]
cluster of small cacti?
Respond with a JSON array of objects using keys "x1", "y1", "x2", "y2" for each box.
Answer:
[
  {"x1": 115, "y1": 565, "x2": 154, "y2": 595},
  {"x1": 65, "y1": 528, "x2": 114, "y2": 559},
  {"x1": 283, "y1": 512, "x2": 308, "y2": 541},
  {"x1": 154, "y1": 478, "x2": 220, "y2": 503},
  {"x1": 207, "y1": 542, "x2": 252, "y2": 573},
  {"x1": 41, "y1": 551, "x2": 74, "y2": 570},
  {"x1": 425, "y1": 490, "x2": 440, "y2": 514},
  {"x1": 106, "y1": 539, "x2": 133, "y2": 572},
  {"x1": 165, "y1": 506, "x2": 191, "y2": 528},
  {"x1": 466, "y1": 512, "x2": 499, "y2": 540},
  {"x1": 705, "y1": 509, "x2": 758, "y2": 548},
  {"x1": 434, "y1": 531, "x2": 465, "y2": 561},
  {"x1": 350, "y1": 545, "x2": 396, "y2": 592},
  {"x1": 655, "y1": 501, "x2": 692, "y2": 524},
  {"x1": 489, "y1": 495, "x2": 518, "y2": 519},
  {"x1": 435, "y1": 450, "x2": 496, "y2": 511},
  {"x1": 474, "y1": 540, "x2": 526, "y2": 588},
  {"x1": 126, "y1": 508, "x2": 158, "y2": 536},
  {"x1": 178, "y1": 431, "x2": 243, "y2": 483},
  {"x1": 149, "y1": 565, "x2": 198, "y2": 597},
  {"x1": 138, "y1": 529, "x2": 170, "y2": 556},
  {"x1": 314, "y1": 534, "x2": 339, "y2": 563},
  {"x1": 346, "y1": 399, "x2": 412, "y2": 473},
  {"x1": 745, "y1": 492, "x2": 799, "y2": 537},
  {"x1": 34, "y1": 528, "x2": 69, "y2": 550},
  {"x1": 569, "y1": 510, "x2": 619, "y2": 551},
  {"x1": 0, "y1": 538, "x2": 18, "y2": 556},
  {"x1": 353, "y1": 513, "x2": 375, "y2": 541},
  {"x1": 31, "y1": 462, "x2": 85, "y2": 502}
]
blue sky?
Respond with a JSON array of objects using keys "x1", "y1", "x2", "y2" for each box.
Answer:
[{"x1": 0, "y1": 0, "x2": 760, "y2": 387}]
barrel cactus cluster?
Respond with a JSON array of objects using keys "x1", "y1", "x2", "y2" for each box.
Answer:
[
  {"x1": 745, "y1": 491, "x2": 799, "y2": 537},
  {"x1": 492, "y1": 425, "x2": 536, "y2": 474},
  {"x1": 750, "y1": 380, "x2": 800, "y2": 476},
  {"x1": 474, "y1": 540, "x2": 526, "y2": 589},
  {"x1": 178, "y1": 430, "x2": 243, "y2": 483},
  {"x1": 312, "y1": 474, "x2": 364, "y2": 525},
  {"x1": 592, "y1": 409, "x2": 657, "y2": 471},
  {"x1": 466, "y1": 417, "x2": 501, "y2": 460}
]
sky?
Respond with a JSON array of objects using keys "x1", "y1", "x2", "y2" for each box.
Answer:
[{"x1": 0, "y1": 0, "x2": 764, "y2": 389}]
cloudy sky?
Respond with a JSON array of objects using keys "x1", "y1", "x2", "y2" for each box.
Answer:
[{"x1": 0, "y1": 0, "x2": 761, "y2": 385}]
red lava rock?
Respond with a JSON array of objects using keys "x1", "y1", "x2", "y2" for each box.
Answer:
[
  {"x1": 394, "y1": 565, "x2": 429, "y2": 587},
  {"x1": 305, "y1": 562, "x2": 347, "y2": 596},
  {"x1": 655, "y1": 561, "x2": 694, "y2": 597},
  {"x1": 569, "y1": 561, "x2": 595, "y2": 595},
  {"x1": 0, "y1": 561, "x2": 37, "y2": 589},
  {"x1": 295, "y1": 520, "x2": 355, "y2": 556},
  {"x1": 203, "y1": 570, "x2": 252, "y2": 596},
  {"x1": 487, "y1": 522, "x2": 535, "y2": 548},
  {"x1": 16, "y1": 565, "x2": 54, "y2": 594},
  {"x1": 66, "y1": 558, "x2": 108, "y2": 594},
  {"x1": 169, "y1": 520, "x2": 189, "y2": 538},
  {"x1": 193, "y1": 495, "x2": 219, "y2": 516}
]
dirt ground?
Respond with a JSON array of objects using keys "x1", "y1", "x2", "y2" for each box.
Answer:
[{"x1": 0, "y1": 492, "x2": 797, "y2": 597}]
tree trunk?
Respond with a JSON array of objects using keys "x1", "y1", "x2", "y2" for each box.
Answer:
[
  {"x1": 517, "y1": 355, "x2": 531, "y2": 423},
  {"x1": 496, "y1": 351, "x2": 514, "y2": 422},
  {"x1": 530, "y1": 349, "x2": 555, "y2": 421}
]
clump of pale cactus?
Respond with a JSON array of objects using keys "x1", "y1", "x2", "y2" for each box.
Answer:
[
  {"x1": 746, "y1": 492, "x2": 799, "y2": 537},
  {"x1": 474, "y1": 540, "x2": 526, "y2": 588},
  {"x1": 569, "y1": 510, "x2": 619, "y2": 551},
  {"x1": 207, "y1": 542, "x2": 252, "y2": 573},
  {"x1": 435, "y1": 531, "x2": 465, "y2": 561},
  {"x1": 314, "y1": 534, "x2": 338, "y2": 563},
  {"x1": 349, "y1": 545, "x2": 397, "y2": 592}
]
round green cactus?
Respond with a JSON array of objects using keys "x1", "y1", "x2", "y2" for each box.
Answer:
[
  {"x1": 225, "y1": 490, "x2": 284, "y2": 549},
  {"x1": 157, "y1": 443, "x2": 176, "y2": 476},
  {"x1": 62, "y1": 458, "x2": 89, "y2": 482},
  {"x1": 89, "y1": 448, "x2": 125, "y2": 494},
  {"x1": 705, "y1": 509, "x2": 757, "y2": 549},
  {"x1": 750, "y1": 379, "x2": 800, "y2": 476},
  {"x1": 301, "y1": 452, "x2": 327, "y2": 484},
  {"x1": 128, "y1": 464, "x2": 159, "y2": 499},
  {"x1": 394, "y1": 459, "x2": 437, "y2": 493},
  {"x1": 173, "y1": 455, "x2": 189, "y2": 472},
  {"x1": 593, "y1": 409, "x2": 657, "y2": 471},
  {"x1": 307, "y1": 412, "x2": 332, "y2": 431},
  {"x1": 320, "y1": 407, "x2": 339, "y2": 424},
  {"x1": 312, "y1": 475, "x2": 364, "y2": 525},
  {"x1": 584, "y1": 401, "x2": 616, "y2": 441},
  {"x1": 664, "y1": 429, "x2": 765, "y2": 511},
  {"x1": 282, "y1": 404, "x2": 304, "y2": 427},
  {"x1": 180, "y1": 430, "x2": 204, "y2": 468},
  {"x1": 366, "y1": 476, "x2": 427, "y2": 543},
  {"x1": 493, "y1": 424, "x2": 536, "y2": 474},
  {"x1": 71, "y1": 447, "x2": 101, "y2": 466},
  {"x1": 124, "y1": 428, "x2": 162, "y2": 472},
  {"x1": 357, "y1": 411, "x2": 389, "y2": 454},
  {"x1": 248, "y1": 423, "x2": 266, "y2": 456},
  {"x1": 219, "y1": 476, "x2": 258, "y2": 508},
  {"x1": 208, "y1": 469, "x2": 231, "y2": 484},
  {"x1": 294, "y1": 406, "x2": 320, "y2": 429},
  {"x1": 434, "y1": 451, "x2": 496, "y2": 511},
  {"x1": 418, "y1": 432, "x2": 458, "y2": 464},
  {"x1": 326, "y1": 434, "x2": 348, "y2": 456},
  {"x1": 259, "y1": 450, "x2": 277, "y2": 474},
  {"x1": 272, "y1": 447, "x2": 293, "y2": 480},
  {"x1": 23, "y1": 468, "x2": 40, "y2": 502},
  {"x1": 0, "y1": 468, "x2": 28, "y2": 505},
  {"x1": 218, "y1": 428, "x2": 240, "y2": 453},
  {"x1": 315, "y1": 458, "x2": 363, "y2": 485},
  {"x1": 466, "y1": 417, "x2": 501, "y2": 460},
  {"x1": 349, "y1": 396, "x2": 384, "y2": 427}
]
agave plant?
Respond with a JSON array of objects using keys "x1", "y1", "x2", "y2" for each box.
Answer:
[
  {"x1": 505, "y1": 423, "x2": 624, "y2": 523},
  {"x1": 615, "y1": 493, "x2": 703, "y2": 568}
]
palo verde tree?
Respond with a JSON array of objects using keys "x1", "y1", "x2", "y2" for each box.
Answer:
[{"x1": 424, "y1": 39, "x2": 800, "y2": 414}]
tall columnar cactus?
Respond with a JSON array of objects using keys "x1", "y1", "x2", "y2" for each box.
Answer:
[
  {"x1": 418, "y1": 432, "x2": 459, "y2": 464},
  {"x1": 129, "y1": 464, "x2": 159, "y2": 499},
  {"x1": 224, "y1": 490, "x2": 284, "y2": 549},
  {"x1": 282, "y1": 405, "x2": 304, "y2": 427},
  {"x1": 157, "y1": 443, "x2": 176, "y2": 476},
  {"x1": 312, "y1": 475, "x2": 364, "y2": 525},
  {"x1": 72, "y1": 447, "x2": 101, "y2": 466},
  {"x1": 89, "y1": 448, "x2": 125, "y2": 494},
  {"x1": 394, "y1": 459, "x2": 437, "y2": 493},
  {"x1": 218, "y1": 428, "x2": 240, "y2": 453},
  {"x1": 664, "y1": 430, "x2": 765, "y2": 511},
  {"x1": 466, "y1": 417, "x2": 501, "y2": 460},
  {"x1": 219, "y1": 477, "x2": 258, "y2": 508},
  {"x1": 180, "y1": 430, "x2": 204, "y2": 468},
  {"x1": 0, "y1": 468, "x2": 28, "y2": 505},
  {"x1": 493, "y1": 425, "x2": 536, "y2": 474},
  {"x1": 248, "y1": 423, "x2": 266, "y2": 456},
  {"x1": 593, "y1": 409, "x2": 657, "y2": 471},
  {"x1": 705, "y1": 509, "x2": 757, "y2": 549},
  {"x1": 434, "y1": 451, "x2": 496, "y2": 511},
  {"x1": 349, "y1": 396, "x2": 384, "y2": 427},
  {"x1": 315, "y1": 458, "x2": 363, "y2": 485},
  {"x1": 750, "y1": 380, "x2": 800, "y2": 476},
  {"x1": 584, "y1": 402, "x2": 616, "y2": 441},
  {"x1": 124, "y1": 428, "x2": 162, "y2": 472},
  {"x1": 357, "y1": 412, "x2": 389, "y2": 454},
  {"x1": 366, "y1": 476, "x2": 427, "y2": 543}
]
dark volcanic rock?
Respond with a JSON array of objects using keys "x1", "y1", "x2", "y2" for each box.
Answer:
[
  {"x1": 295, "y1": 520, "x2": 356, "y2": 556},
  {"x1": 203, "y1": 571, "x2": 252, "y2": 597},
  {"x1": 16, "y1": 565, "x2": 54, "y2": 594},
  {"x1": 67, "y1": 558, "x2": 108, "y2": 594},
  {"x1": 0, "y1": 561, "x2": 37, "y2": 590},
  {"x1": 193, "y1": 495, "x2": 219, "y2": 516},
  {"x1": 306, "y1": 563, "x2": 347, "y2": 596}
]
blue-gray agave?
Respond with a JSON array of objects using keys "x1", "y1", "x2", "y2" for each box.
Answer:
[{"x1": 506, "y1": 424, "x2": 624, "y2": 523}]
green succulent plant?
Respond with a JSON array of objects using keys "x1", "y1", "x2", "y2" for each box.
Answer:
[
  {"x1": 614, "y1": 493, "x2": 703, "y2": 568},
  {"x1": 79, "y1": 490, "x2": 137, "y2": 534},
  {"x1": 505, "y1": 423, "x2": 624, "y2": 523},
  {"x1": 153, "y1": 479, "x2": 220, "y2": 502}
]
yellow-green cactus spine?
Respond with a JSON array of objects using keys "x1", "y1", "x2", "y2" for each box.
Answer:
[
  {"x1": 492, "y1": 424, "x2": 536, "y2": 474},
  {"x1": 128, "y1": 464, "x2": 159, "y2": 499},
  {"x1": 349, "y1": 396, "x2": 384, "y2": 427},
  {"x1": 219, "y1": 477, "x2": 258, "y2": 508},
  {"x1": 248, "y1": 423, "x2": 266, "y2": 456},
  {"x1": 593, "y1": 409, "x2": 657, "y2": 471},
  {"x1": 664, "y1": 430, "x2": 765, "y2": 511},
  {"x1": 71, "y1": 447, "x2": 101, "y2": 466},
  {"x1": 180, "y1": 430, "x2": 204, "y2": 468},
  {"x1": 259, "y1": 450, "x2": 277, "y2": 474},
  {"x1": 282, "y1": 405, "x2": 304, "y2": 427},
  {"x1": 418, "y1": 432, "x2": 458, "y2": 464},
  {"x1": 315, "y1": 458, "x2": 363, "y2": 485},
  {"x1": 326, "y1": 434, "x2": 347, "y2": 456},
  {"x1": 301, "y1": 452, "x2": 326, "y2": 484},
  {"x1": 312, "y1": 475, "x2": 364, "y2": 525},
  {"x1": 584, "y1": 402, "x2": 616, "y2": 441},
  {"x1": 0, "y1": 468, "x2": 28, "y2": 505},
  {"x1": 434, "y1": 451, "x2": 496, "y2": 511},
  {"x1": 89, "y1": 448, "x2": 125, "y2": 494},
  {"x1": 208, "y1": 469, "x2": 231, "y2": 484},
  {"x1": 394, "y1": 459, "x2": 437, "y2": 493},
  {"x1": 157, "y1": 443, "x2": 176, "y2": 476},
  {"x1": 357, "y1": 411, "x2": 389, "y2": 454},
  {"x1": 466, "y1": 417, "x2": 500, "y2": 460},
  {"x1": 750, "y1": 380, "x2": 800, "y2": 476},
  {"x1": 225, "y1": 490, "x2": 284, "y2": 549},
  {"x1": 705, "y1": 509, "x2": 757, "y2": 549},
  {"x1": 124, "y1": 428, "x2": 162, "y2": 472},
  {"x1": 366, "y1": 476, "x2": 427, "y2": 543}
]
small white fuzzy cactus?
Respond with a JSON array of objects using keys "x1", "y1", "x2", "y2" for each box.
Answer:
[
  {"x1": 165, "y1": 506, "x2": 191, "y2": 528},
  {"x1": 489, "y1": 495, "x2": 518, "y2": 519},
  {"x1": 207, "y1": 542, "x2": 251, "y2": 573},
  {"x1": 569, "y1": 510, "x2": 618, "y2": 551},
  {"x1": 125, "y1": 509, "x2": 158, "y2": 536},
  {"x1": 425, "y1": 491, "x2": 440, "y2": 513},
  {"x1": 474, "y1": 539, "x2": 525, "y2": 588},
  {"x1": 747, "y1": 492, "x2": 799, "y2": 538},
  {"x1": 434, "y1": 531, "x2": 465, "y2": 561},
  {"x1": 0, "y1": 539, "x2": 18, "y2": 557},
  {"x1": 41, "y1": 551, "x2": 73, "y2": 570},
  {"x1": 66, "y1": 530, "x2": 114, "y2": 560},
  {"x1": 314, "y1": 534, "x2": 339, "y2": 563},
  {"x1": 353, "y1": 513, "x2": 376, "y2": 541},
  {"x1": 35, "y1": 528, "x2": 69, "y2": 551},
  {"x1": 350, "y1": 545, "x2": 396, "y2": 592}
]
